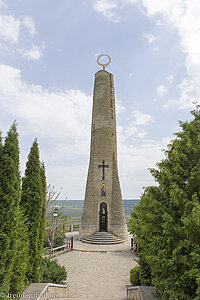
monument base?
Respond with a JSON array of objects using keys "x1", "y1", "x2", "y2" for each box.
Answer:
[
  {"x1": 79, "y1": 224, "x2": 98, "y2": 239},
  {"x1": 79, "y1": 224, "x2": 128, "y2": 241},
  {"x1": 110, "y1": 224, "x2": 129, "y2": 240},
  {"x1": 80, "y1": 231, "x2": 126, "y2": 245}
]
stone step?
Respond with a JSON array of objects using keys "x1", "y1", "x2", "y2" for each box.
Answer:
[
  {"x1": 81, "y1": 239, "x2": 124, "y2": 245},
  {"x1": 92, "y1": 232, "x2": 120, "y2": 237},
  {"x1": 85, "y1": 236, "x2": 121, "y2": 241},
  {"x1": 81, "y1": 232, "x2": 125, "y2": 245},
  {"x1": 92, "y1": 231, "x2": 115, "y2": 234},
  {"x1": 92, "y1": 233, "x2": 118, "y2": 237},
  {"x1": 84, "y1": 236, "x2": 123, "y2": 241},
  {"x1": 86, "y1": 234, "x2": 122, "y2": 238}
]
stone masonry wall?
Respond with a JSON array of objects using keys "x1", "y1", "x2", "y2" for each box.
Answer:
[{"x1": 79, "y1": 70, "x2": 128, "y2": 239}]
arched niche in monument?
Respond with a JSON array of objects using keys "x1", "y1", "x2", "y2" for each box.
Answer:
[{"x1": 99, "y1": 202, "x2": 108, "y2": 232}]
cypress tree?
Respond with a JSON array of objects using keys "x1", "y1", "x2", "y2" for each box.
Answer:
[
  {"x1": 21, "y1": 139, "x2": 44, "y2": 283},
  {"x1": 0, "y1": 123, "x2": 27, "y2": 294},
  {"x1": 129, "y1": 106, "x2": 200, "y2": 299},
  {"x1": 0, "y1": 130, "x2": 9, "y2": 292},
  {"x1": 0, "y1": 131, "x2": 3, "y2": 156},
  {"x1": 9, "y1": 208, "x2": 29, "y2": 293},
  {"x1": 38, "y1": 162, "x2": 47, "y2": 257}
]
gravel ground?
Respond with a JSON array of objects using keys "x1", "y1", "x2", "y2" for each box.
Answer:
[{"x1": 57, "y1": 232, "x2": 138, "y2": 299}]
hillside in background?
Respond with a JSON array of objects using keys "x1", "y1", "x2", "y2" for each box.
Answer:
[{"x1": 48, "y1": 199, "x2": 140, "y2": 227}]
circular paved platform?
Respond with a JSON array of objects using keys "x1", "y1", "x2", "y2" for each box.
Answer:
[
  {"x1": 65, "y1": 232, "x2": 133, "y2": 252},
  {"x1": 57, "y1": 232, "x2": 138, "y2": 299}
]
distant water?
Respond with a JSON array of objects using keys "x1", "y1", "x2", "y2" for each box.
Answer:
[{"x1": 53, "y1": 199, "x2": 140, "y2": 212}]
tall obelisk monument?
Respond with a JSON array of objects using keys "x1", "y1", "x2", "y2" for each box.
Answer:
[{"x1": 79, "y1": 55, "x2": 128, "y2": 242}]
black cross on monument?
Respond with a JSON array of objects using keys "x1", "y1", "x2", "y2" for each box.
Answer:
[{"x1": 98, "y1": 160, "x2": 109, "y2": 180}]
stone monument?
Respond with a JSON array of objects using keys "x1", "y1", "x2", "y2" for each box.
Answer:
[{"x1": 79, "y1": 55, "x2": 128, "y2": 244}]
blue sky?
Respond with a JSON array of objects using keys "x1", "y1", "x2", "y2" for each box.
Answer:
[{"x1": 0, "y1": 0, "x2": 199, "y2": 199}]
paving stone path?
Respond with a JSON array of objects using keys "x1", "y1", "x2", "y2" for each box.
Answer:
[{"x1": 57, "y1": 233, "x2": 138, "y2": 299}]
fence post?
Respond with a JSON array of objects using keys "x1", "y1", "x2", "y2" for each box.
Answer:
[
  {"x1": 71, "y1": 236, "x2": 74, "y2": 250},
  {"x1": 131, "y1": 238, "x2": 134, "y2": 250}
]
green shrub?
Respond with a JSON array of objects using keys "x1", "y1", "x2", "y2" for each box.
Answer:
[
  {"x1": 40, "y1": 258, "x2": 67, "y2": 284},
  {"x1": 139, "y1": 255, "x2": 152, "y2": 286},
  {"x1": 130, "y1": 266, "x2": 140, "y2": 286},
  {"x1": 43, "y1": 229, "x2": 51, "y2": 248},
  {"x1": 54, "y1": 229, "x2": 65, "y2": 247},
  {"x1": 129, "y1": 106, "x2": 200, "y2": 298},
  {"x1": 44, "y1": 227, "x2": 65, "y2": 248}
]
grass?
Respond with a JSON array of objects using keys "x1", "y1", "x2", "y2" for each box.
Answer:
[
  {"x1": 59, "y1": 207, "x2": 82, "y2": 226},
  {"x1": 48, "y1": 205, "x2": 132, "y2": 227},
  {"x1": 43, "y1": 248, "x2": 50, "y2": 255}
]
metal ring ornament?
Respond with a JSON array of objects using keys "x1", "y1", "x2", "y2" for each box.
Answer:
[{"x1": 97, "y1": 54, "x2": 111, "y2": 67}]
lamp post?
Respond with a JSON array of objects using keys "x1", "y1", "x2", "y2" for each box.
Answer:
[{"x1": 49, "y1": 205, "x2": 60, "y2": 260}]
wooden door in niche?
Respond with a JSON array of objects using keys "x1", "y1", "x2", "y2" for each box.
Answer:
[{"x1": 99, "y1": 202, "x2": 108, "y2": 232}]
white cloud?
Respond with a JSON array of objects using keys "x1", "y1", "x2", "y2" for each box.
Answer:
[
  {"x1": 92, "y1": 0, "x2": 119, "y2": 22},
  {"x1": 141, "y1": 0, "x2": 200, "y2": 109},
  {"x1": 142, "y1": 33, "x2": 160, "y2": 43},
  {"x1": 92, "y1": 0, "x2": 200, "y2": 110},
  {"x1": 164, "y1": 78, "x2": 196, "y2": 110},
  {"x1": 0, "y1": 42, "x2": 14, "y2": 54},
  {"x1": 0, "y1": 15, "x2": 20, "y2": 43},
  {"x1": 152, "y1": 46, "x2": 160, "y2": 51},
  {"x1": 0, "y1": 7, "x2": 43, "y2": 62},
  {"x1": 0, "y1": 63, "x2": 169, "y2": 198},
  {"x1": 116, "y1": 102, "x2": 126, "y2": 115},
  {"x1": 46, "y1": 164, "x2": 87, "y2": 200},
  {"x1": 91, "y1": 0, "x2": 138, "y2": 22},
  {"x1": 0, "y1": 62, "x2": 91, "y2": 199},
  {"x1": 57, "y1": 48, "x2": 64, "y2": 53},
  {"x1": 0, "y1": 64, "x2": 92, "y2": 140},
  {"x1": 41, "y1": 125, "x2": 170, "y2": 198},
  {"x1": 157, "y1": 85, "x2": 167, "y2": 97},
  {"x1": 21, "y1": 44, "x2": 44, "y2": 61},
  {"x1": 0, "y1": 12, "x2": 44, "y2": 62},
  {"x1": 142, "y1": 0, "x2": 186, "y2": 18},
  {"x1": 167, "y1": 74, "x2": 175, "y2": 83},
  {"x1": 132, "y1": 110, "x2": 154, "y2": 125},
  {"x1": 0, "y1": 0, "x2": 5, "y2": 9},
  {"x1": 117, "y1": 126, "x2": 170, "y2": 197},
  {"x1": 23, "y1": 16, "x2": 37, "y2": 35},
  {"x1": 122, "y1": 124, "x2": 147, "y2": 139}
]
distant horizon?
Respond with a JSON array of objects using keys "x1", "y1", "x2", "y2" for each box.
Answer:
[{"x1": 55, "y1": 198, "x2": 141, "y2": 201}]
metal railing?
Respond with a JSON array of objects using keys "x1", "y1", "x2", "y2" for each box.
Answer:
[{"x1": 49, "y1": 237, "x2": 74, "y2": 257}]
